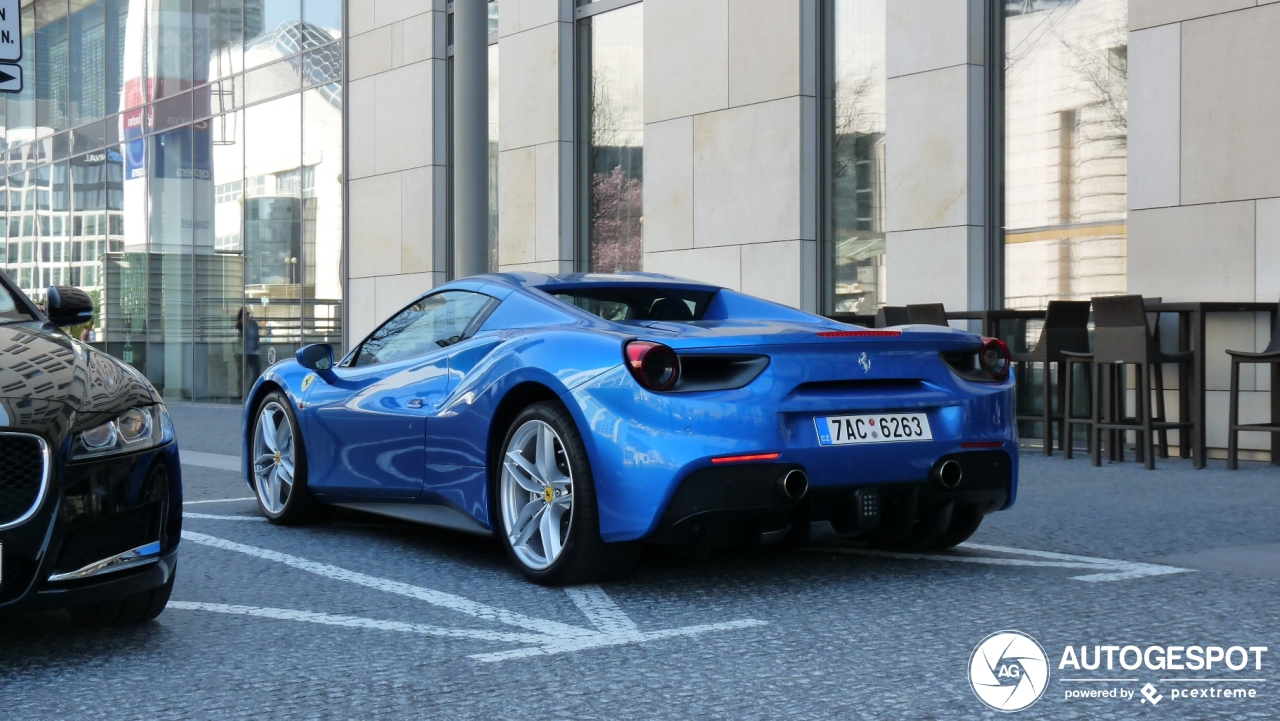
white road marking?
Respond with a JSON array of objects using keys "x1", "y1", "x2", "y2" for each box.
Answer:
[
  {"x1": 167, "y1": 602, "x2": 548, "y2": 645},
  {"x1": 180, "y1": 530, "x2": 767, "y2": 661},
  {"x1": 185, "y1": 513, "x2": 266, "y2": 522},
  {"x1": 813, "y1": 541, "x2": 1191, "y2": 583},
  {"x1": 565, "y1": 586, "x2": 644, "y2": 641},
  {"x1": 182, "y1": 450, "x2": 241, "y2": 472},
  {"x1": 185, "y1": 498, "x2": 256, "y2": 506}
]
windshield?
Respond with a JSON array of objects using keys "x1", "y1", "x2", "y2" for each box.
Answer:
[
  {"x1": 552, "y1": 287, "x2": 716, "y2": 323},
  {"x1": 0, "y1": 274, "x2": 37, "y2": 323}
]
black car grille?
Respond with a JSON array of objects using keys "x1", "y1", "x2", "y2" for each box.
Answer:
[
  {"x1": 0, "y1": 434, "x2": 47, "y2": 526},
  {"x1": 55, "y1": 502, "x2": 162, "y2": 574}
]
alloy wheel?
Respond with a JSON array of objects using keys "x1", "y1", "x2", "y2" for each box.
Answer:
[
  {"x1": 500, "y1": 419, "x2": 575, "y2": 570},
  {"x1": 253, "y1": 401, "x2": 296, "y2": 514}
]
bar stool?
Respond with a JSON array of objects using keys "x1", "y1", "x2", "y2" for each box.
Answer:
[
  {"x1": 1011, "y1": 301, "x2": 1091, "y2": 456},
  {"x1": 1226, "y1": 302, "x2": 1280, "y2": 469},
  {"x1": 906, "y1": 303, "x2": 949, "y2": 327},
  {"x1": 1085, "y1": 295, "x2": 1195, "y2": 469},
  {"x1": 874, "y1": 306, "x2": 910, "y2": 328}
]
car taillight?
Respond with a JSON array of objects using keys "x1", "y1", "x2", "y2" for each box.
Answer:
[
  {"x1": 624, "y1": 340, "x2": 680, "y2": 392},
  {"x1": 979, "y1": 337, "x2": 1011, "y2": 381}
]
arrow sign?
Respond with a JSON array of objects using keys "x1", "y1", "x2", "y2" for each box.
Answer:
[
  {"x1": 0, "y1": 63, "x2": 20, "y2": 93},
  {"x1": 0, "y1": 0, "x2": 20, "y2": 63}
]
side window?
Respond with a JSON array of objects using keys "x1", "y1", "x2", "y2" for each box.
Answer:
[{"x1": 352, "y1": 291, "x2": 493, "y2": 367}]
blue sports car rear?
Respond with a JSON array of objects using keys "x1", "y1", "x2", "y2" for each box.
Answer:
[{"x1": 242, "y1": 272, "x2": 1017, "y2": 585}]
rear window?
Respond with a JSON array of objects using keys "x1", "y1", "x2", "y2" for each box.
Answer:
[{"x1": 551, "y1": 287, "x2": 716, "y2": 323}]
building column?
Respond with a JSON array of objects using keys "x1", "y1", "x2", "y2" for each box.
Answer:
[
  {"x1": 884, "y1": 0, "x2": 989, "y2": 313},
  {"x1": 453, "y1": 0, "x2": 491, "y2": 278}
]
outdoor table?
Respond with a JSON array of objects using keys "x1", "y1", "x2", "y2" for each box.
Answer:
[{"x1": 1147, "y1": 301, "x2": 1280, "y2": 468}]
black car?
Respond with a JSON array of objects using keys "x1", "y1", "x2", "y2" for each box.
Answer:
[{"x1": 0, "y1": 271, "x2": 181, "y2": 624}]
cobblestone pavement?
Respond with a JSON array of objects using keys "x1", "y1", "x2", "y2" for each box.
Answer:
[{"x1": 2, "y1": 403, "x2": 1277, "y2": 719}]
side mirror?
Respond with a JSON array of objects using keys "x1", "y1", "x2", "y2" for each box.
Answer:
[
  {"x1": 46, "y1": 286, "x2": 94, "y2": 327},
  {"x1": 296, "y1": 343, "x2": 338, "y2": 383}
]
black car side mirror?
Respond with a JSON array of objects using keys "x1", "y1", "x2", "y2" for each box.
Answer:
[
  {"x1": 296, "y1": 343, "x2": 338, "y2": 383},
  {"x1": 46, "y1": 286, "x2": 94, "y2": 327}
]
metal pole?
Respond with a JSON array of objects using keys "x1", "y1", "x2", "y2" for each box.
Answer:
[{"x1": 453, "y1": 0, "x2": 490, "y2": 279}]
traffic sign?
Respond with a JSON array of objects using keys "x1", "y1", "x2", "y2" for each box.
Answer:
[
  {"x1": 0, "y1": 63, "x2": 19, "y2": 93},
  {"x1": 0, "y1": 0, "x2": 19, "y2": 63}
]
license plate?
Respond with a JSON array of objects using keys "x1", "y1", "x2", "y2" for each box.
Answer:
[{"x1": 815, "y1": 413, "x2": 933, "y2": 445}]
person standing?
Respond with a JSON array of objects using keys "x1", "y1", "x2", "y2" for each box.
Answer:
[{"x1": 236, "y1": 307, "x2": 262, "y2": 389}]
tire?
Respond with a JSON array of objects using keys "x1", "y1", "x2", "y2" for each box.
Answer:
[
  {"x1": 868, "y1": 504, "x2": 983, "y2": 552},
  {"x1": 494, "y1": 401, "x2": 639, "y2": 585},
  {"x1": 250, "y1": 391, "x2": 331, "y2": 525},
  {"x1": 68, "y1": 564, "x2": 176, "y2": 626}
]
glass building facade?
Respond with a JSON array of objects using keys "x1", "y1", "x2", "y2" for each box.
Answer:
[
  {"x1": 0, "y1": 0, "x2": 345, "y2": 402},
  {"x1": 823, "y1": 0, "x2": 887, "y2": 316},
  {"x1": 578, "y1": 0, "x2": 643, "y2": 274},
  {"x1": 1003, "y1": 0, "x2": 1128, "y2": 308}
]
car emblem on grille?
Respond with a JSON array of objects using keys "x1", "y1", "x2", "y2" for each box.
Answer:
[{"x1": 859, "y1": 352, "x2": 872, "y2": 373}]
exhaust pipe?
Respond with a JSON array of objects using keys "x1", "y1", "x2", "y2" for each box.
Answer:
[
  {"x1": 777, "y1": 469, "x2": 809, "y2": 500},
  {"x1": 934, "y1": 460, "x2": 963, "y2": 489}
]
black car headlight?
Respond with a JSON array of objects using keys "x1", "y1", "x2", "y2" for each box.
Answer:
[{"x1": 71, "y1": 404, "x2": 174, "y2": 460}]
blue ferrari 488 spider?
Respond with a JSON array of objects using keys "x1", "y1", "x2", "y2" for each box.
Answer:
[{"x1": 242, "y1": 272, "x2": 1017, "y2": 584}]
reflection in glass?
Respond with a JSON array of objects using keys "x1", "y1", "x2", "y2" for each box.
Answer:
[
  {"x1": 0, "y1": 0, "x2": 343, "y2": 402},
  {"x1": 488, "y1": 43, "x2": 499, "y2": 271},
  {"x1": 824, "y1": 0, "x2": 886, "y2": 316},
  {"x1": 579, "y1": 3, "x2": 643, "y2": 274},
  {"x1": 1004, "y1": 0, "x2": 1128, "y2": 308}
]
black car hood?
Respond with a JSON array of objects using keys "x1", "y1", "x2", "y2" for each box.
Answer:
[{"x1": 0, "y1": 322, "x2": 159, "y2": 437}]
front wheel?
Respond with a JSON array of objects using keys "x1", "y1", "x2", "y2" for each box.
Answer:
[
  {"x1": 68, "y1": 564, "x2": 176, "y2": 626},
  {"x1": 495, "y1": 402, "x2": 638, "y2": 585},
  {"x1": 251, "y1": 392, "x2": 330, "y2": 525}
]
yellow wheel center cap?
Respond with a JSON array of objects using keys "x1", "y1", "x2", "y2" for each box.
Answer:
[
  {"x1": 274, "y1": 452, "x2": 281, "y2": 465},
  {"x1": 543, "y1": 486, "x2": 555, "y2": 503}
]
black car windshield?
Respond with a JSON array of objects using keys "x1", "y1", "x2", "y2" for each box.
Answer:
[
  {"x1": 552, "y1": 287, "x2": 716, "y2": 323},
  {"x1": 0, "y1": 277, "x2": 37, "y2": 323}
]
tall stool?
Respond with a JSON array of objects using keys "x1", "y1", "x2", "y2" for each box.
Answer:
[
  {"x1": 906, "y1": 303, "x2": 949, "y2": 327},
  {"x1": 1087, "y1": 295, "x2": 1195, "y2": 469},
  {"x1": 1011, "y1": 301, "x2": 1092, "y2": 455},
  {"x1": 1227, "y1": 303, "x2": 1280, "y2": 469},
  {"x1": 875, "y1": 306, "x2": 910, "y2": 328}
]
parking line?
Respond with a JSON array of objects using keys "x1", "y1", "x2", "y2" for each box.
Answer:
[
  {"x1": 185, "y1": 513, "x2": 266, "y2": 522},
  {"x1": 182, "y1": 451, "x2": 241, "y2": 472},
  {"x1": 185, "y1": 498, "x2": 256, "y2": 506},
  {"x1": 813, "y1": 542, "x2": 1191, "y2": 583},
  {"x1": 180, "y1": 530, "x2": 768, "y2": 661},
  {"x1": 167, "y1": 602, "x2": 549, "y2": 645}
]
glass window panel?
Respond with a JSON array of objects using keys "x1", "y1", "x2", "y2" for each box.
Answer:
[
  {"x1": 354, "y1": 292, "x2": 492, "y2": 367},
  {"x1": 244, "y1": 0, "x2": 300, "y2": 69},
  {"x1": 193, "y1": 107, "x2": 242, "y2": 400},
  {"x1": 244, "y1": 57, "x2": 300, "y2": 105},
  {"x1": 192, "y1": 82, "x2": 211, "y2": 117},
  {"x1": 52, "y1": 130, "x2": 70, "y2": 161},
  {"x1": 69, "y1": 0, "x2": 107, "y2": 127},
  {"x1": 145, "y1": 126, "x2": 194, "y2": 397},
  {"x1": 579, "y1": 3, "x2": 643, "y2": 274},
  {"x1": 72, "y1": 118, "x2": 109, "y2": 154},
  {"x1": 1003, "y1": 0, "x2": 1128, "y2": 308},
  {"x1": 106, "y1": 0, "x2": 141, "y2": 113},
  {"x1": 824, "y1": 0, "x2": 886, "y2": 316},
  {"x1": 301, "y1": 89, "x2": 340, "y2": 349},
  {"x1": 150, "y1": 90, "x2": 194, "y2": 132},
  {"x1": 301, "y1": 41, "x2": 342, "y2": 89},
  {"x1": 9, "y1": 5, "x2": 37, "y2": 145},
  {"x1": 192, "y1": 0, "x2": 210, "y2": 87},
  {"x1": 148, "y1": 0, "x2": 195, "y2": 101},
  {"x1": 302, "y1": 0, "x2": 340, "y2": 34},
  {"x1": 206, "y1": 0, "x2": 244, "y2": 80},
  {"x1": 488, "y1": 1, "x2": 499, "y2": 35},
  {"x1": 244, "y1": 93, "x2": 301, "y2": 369},
  {"x1": 488, "y1": 43, "x2": 498, "y2": 271},
  {"x1": 36, "y1": 0, "x2": 71, "y2": 136}
]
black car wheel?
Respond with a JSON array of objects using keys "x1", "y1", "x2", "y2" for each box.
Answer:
[
  {"x1": 67, "y1": 564, "x2": 177, "y2": 626},
  {"x1": 495, "y1": 401, "x2": 638, "y2": 585},
  {"x1": 251, "y1": 391, "x2": 330, "y2": 525}
]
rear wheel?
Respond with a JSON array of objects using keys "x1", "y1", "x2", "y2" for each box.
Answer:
[
  {"x1": 67, "y1": 564, "x2": 176, "y2": 626},
  {"x1": 496, "y1": 402, "x2": 638, "y2": 585},
  {"x1": 252, "y1": 392, "x2": 330, "y2": 525}
]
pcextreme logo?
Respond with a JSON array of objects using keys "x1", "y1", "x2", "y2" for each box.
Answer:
[{"x1": 968, "y1": 630, "x2": 1051, "y2": 712}]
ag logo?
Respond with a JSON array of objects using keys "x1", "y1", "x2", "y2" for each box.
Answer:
[{"x1": 968, "y1": 630, "x2": 1050, "y2": 712}]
